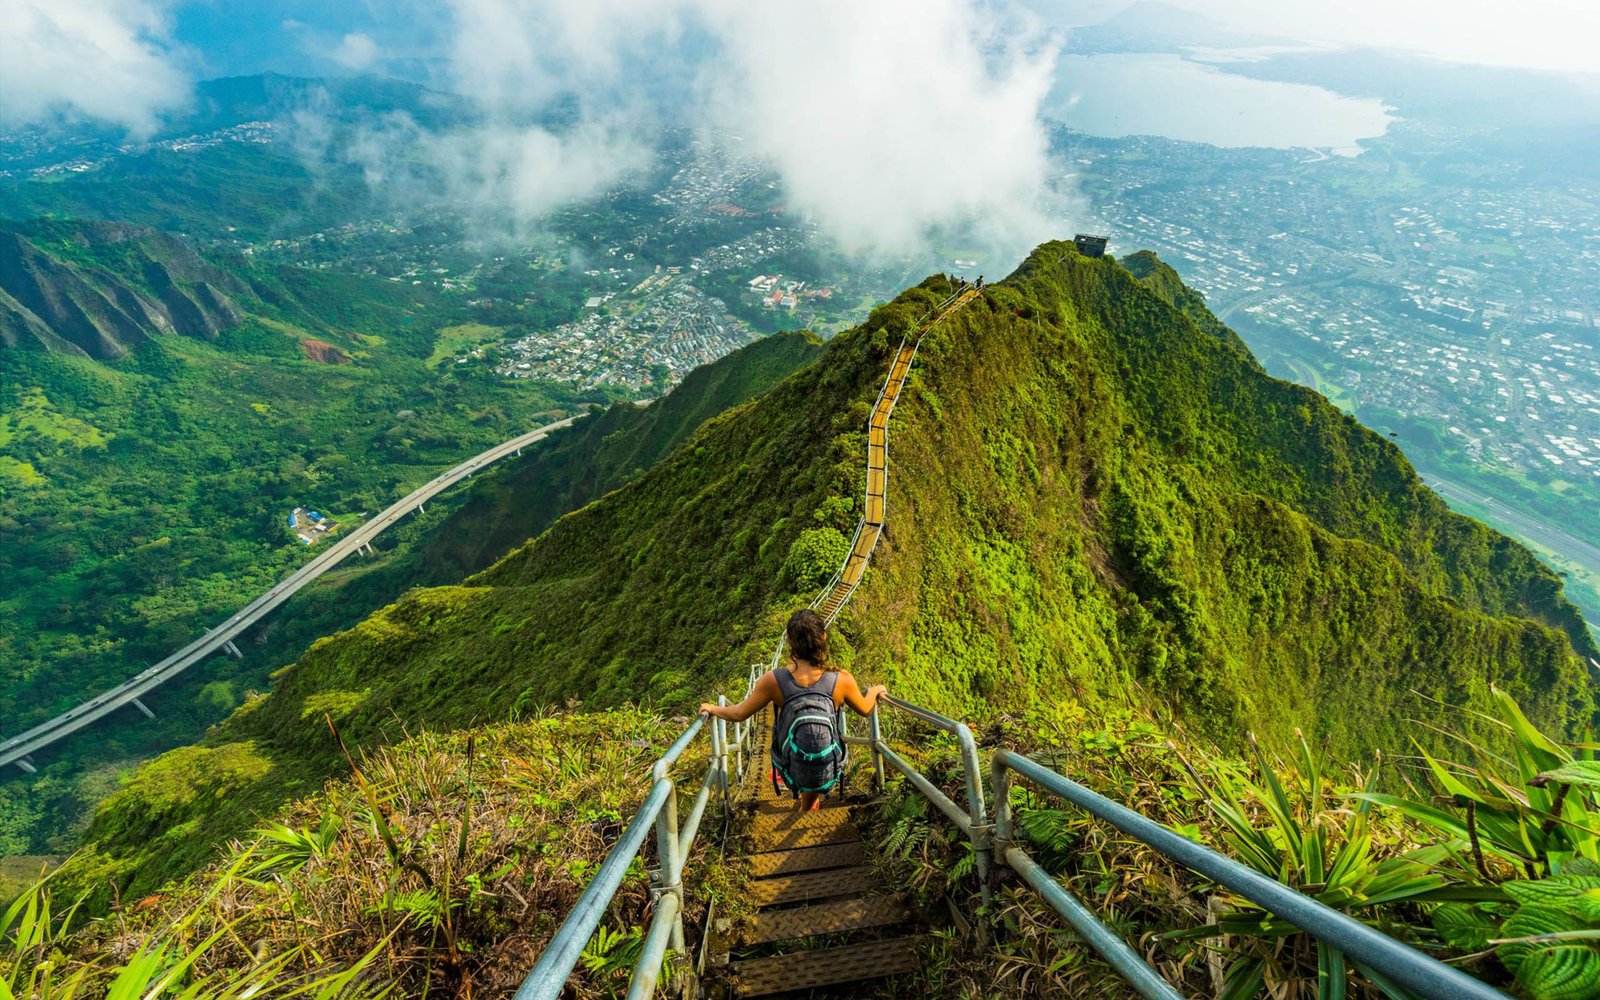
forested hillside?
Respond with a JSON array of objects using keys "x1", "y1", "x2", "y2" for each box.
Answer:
[
  {"x1": 55, "y1": 241, "x2": 1596, "y2": 909},
  {"x1": 0, "y1": 220, "x2": 620, "y2": 854},
  {"x1": 0, "y1": 328, "x2": 819, "y2": 859}
]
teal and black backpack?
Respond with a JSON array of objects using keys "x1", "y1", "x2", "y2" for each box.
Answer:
[{"x1": 770, "y1": 668, "x2": 846, "y2": 798}]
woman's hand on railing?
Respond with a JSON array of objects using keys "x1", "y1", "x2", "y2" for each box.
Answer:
[{"x1": 698, "y1": 702, "x2": 720, "y2": 718}]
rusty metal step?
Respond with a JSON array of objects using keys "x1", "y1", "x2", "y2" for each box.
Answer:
[
  {"x1": 746, "y1": 866, "x2": 871, "y2": 907},
  {"x1": 730, "y1": 935, "x2": 923, "y2": 997},
  {"x1": 751, "y1": 819, "x2": 860, "y2": 852},
  {"x1": 738, "y1": 894, "x2": 910, "y2": 946},
  {"x1": 749, "y1": 807, "x2": 854, "y2": 836},
  {"x1": 748, "y1": 841, "x2": 865, "y2": 878}
]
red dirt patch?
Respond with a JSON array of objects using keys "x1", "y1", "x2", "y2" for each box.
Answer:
[{"x1": 299, "y1": 339, "x2": 351, "y2": 364}]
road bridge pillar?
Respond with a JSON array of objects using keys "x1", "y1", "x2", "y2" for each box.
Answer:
[
  {"x1": 132, "y1": 698, "x2": 156, "y2": 719},
  {"x1": 417, "y1": 503, "x2": 425, "y2": 515},
  {"x1": 223, "y1": 640, "x2": 243, "y2": 659},
  {"x1": 14, "y1": 759, "x2": 36, "y2": 774}
]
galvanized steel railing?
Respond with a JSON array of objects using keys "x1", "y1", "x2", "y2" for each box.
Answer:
[
  {"x1": 513, "y1": 689, "x2": 752, "y2": 1000},
  {"x1": 867, "y1": 696, "x2": 1510, "y2": 1000}
]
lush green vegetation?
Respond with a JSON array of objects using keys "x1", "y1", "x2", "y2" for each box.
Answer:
[
  {"x1": 0, "y1": 144, "x2": 370, "y2": 245},
  {"x1": 4, "y1": 710, "x2": 732, "y2": 998},
  {"x1": 871, "y1": 686, "x2": 1600, "y2": 998},
  {"x1": 0, "y1": 221, "x2": 623, "y2": 854},
  {"x1": 47, "y1": 241, "x2": 1595, "y2": 922},
  {"x1": 336, "y1": 329, "x2": 826, "y2": 592}
]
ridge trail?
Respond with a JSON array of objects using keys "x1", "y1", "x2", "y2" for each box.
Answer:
[{"x1": 808, "y1": 284, "x2": 980, "y2": 628}]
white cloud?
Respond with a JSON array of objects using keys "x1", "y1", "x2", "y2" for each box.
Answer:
[
  {"x1": 299, "y1": 109, "x2": 650, "y2": 239},
  {"x1": 414, "y1": 0, "x2": 1074, "y2": 260},
  {"x1": 0, "y1": 0, "x2": 189, "y2": 134},
  {"x1": 330, "y1": 32, "x2": 381, "y2": 71},
  {"x1": 700, "y1": 0, "x2": 1063, "y2": 257}
]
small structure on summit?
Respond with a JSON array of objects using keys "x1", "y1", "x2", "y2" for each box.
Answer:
[{"x1": 1074, "y1": 233, "x2": 1109, "y2": 258}]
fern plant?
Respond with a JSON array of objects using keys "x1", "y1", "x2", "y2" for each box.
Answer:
[
  {"x1": 1357, "y1": 686, "x2": 1600, "y2": 999},
  {"x1": 0, "y1": 856, "x2": 392, "y2": 1000}
]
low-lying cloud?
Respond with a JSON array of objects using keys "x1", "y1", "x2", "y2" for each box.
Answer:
[
  {"x1": 356, "y1": 0, "x2": 1074, "y2": 262},
  {"x1": 303, "y1": 110, "x2": 651, "y2": 238},
  {"x1": 700, "y1": 0, "x2": 1063, "y2": 257},
  {"x1": 2, "y1": 0, "x2": 1079, "y2": 263},
  {"x1": 0, "y1": 0, "x2": 189, "y2": 135}
]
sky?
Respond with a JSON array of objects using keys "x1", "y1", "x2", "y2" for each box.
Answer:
[
  {"x1": 1183, "y1": 0, "x2": 1600, "y2": 75},
  {"x1": 5, "y1": 0, "x2": 1597, "y2": 137},
  {"x1": 2, "y1": 0, "x2": 1594, "y2": 259}
]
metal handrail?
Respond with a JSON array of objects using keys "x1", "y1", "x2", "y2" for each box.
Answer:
[
  {"x1": 514, "y1": 690, "x2": 755, "y2": 1000},
  {"x1": 991, "y1": 750, "x2": 1509, "y2": 1000},
  {"x1": 864, "y1": 696, "x2": 1510, "y2": 1000}
]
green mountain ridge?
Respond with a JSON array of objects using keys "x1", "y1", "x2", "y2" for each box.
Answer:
[
  {"x1": 0, "y1": 217, "x2": 634, "y2": 854},
  {"x1": 389, "y1": 329, "x2": 829, "y2": 587},
  {"x1": 227, "y1": 329, "x2": 829, "y2": 731},
  {"x1": 0, "y1": 221, "x2": 246, "y2": 358},
  {"x1": 53, "y1": 241, "x2": 1596, "y2": 909}
]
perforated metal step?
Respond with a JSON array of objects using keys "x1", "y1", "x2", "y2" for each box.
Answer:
[
  {"x1": 738, "y1": 894, "x2": 910, "y2": 946},
  {"x1": 746, "y1": 866, "x2": 871, "y2": 907},
  {"x1": 730, "y1": 935, "x2": 924, "y2": 997},
  {"x1": 752, "y1": 799, "x2": 813, "y2": 815},
  {"x1": 748, "y1": 841, "x2": 865, "y2": 878}
]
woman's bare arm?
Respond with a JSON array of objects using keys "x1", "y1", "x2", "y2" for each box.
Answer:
[
  {"x1": 700, "y1": 672, "x2": 779, "y2": 723},
  {"x1": 836, "y1": 672, "x2": 887, "y2": 716}
]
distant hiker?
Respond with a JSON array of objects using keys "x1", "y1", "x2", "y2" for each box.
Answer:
[{"x1": 701, "y1": 609, "x2": 887, "y2": 811}]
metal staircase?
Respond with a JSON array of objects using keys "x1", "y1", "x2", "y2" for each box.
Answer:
[
  {"x1": 510, "y1": 277, "x2": 1511, "y2": 999},
  {"x1": 710, "y1": 737, "x2": 921, "y2": 997},
  {"x1": 809, "y1": 286, "x2": 978, "y2": 627}
]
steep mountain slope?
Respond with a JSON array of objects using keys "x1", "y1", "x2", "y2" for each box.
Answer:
[
  {"x1": 60, "y1": 242, "x2": 1596, "y2": 907},
  {"x1": 388, "y1": 329, "x2": 827, "y2": 586},
  {"x1": 0, "y1": 222, "x2": 245, "y2": 358},
  {"x1": 224, "y1": 329, "x2": 829, "y2": 723}
]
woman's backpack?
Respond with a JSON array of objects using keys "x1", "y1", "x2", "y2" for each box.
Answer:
[{"x1": 769, "y1": 668, "x2": 846, "y2": 797}]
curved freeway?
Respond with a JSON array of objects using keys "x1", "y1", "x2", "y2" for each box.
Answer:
[{"x1": 0, "y1": 414, "x2": 583, "y2": 775}]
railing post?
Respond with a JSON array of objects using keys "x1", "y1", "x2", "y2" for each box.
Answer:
[
  {"x1": 990, "y1": 751, "x2": 1014, "y2": 850},
  {"x1": 714, "y1": 698, "x2": 730, "y2": 806},
  {"x1": 869, "y1": 706, "x2": 885, "y2": 795},
  {"x1": 652, "y1": 778, "x2": 687, "y2": 960},
  {"x1": 954, "y1": 723, "x2": 993, "y2": 906}
]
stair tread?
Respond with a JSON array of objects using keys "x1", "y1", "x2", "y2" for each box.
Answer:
[
  {"x1": 746, "y1": 866, "x2": 872, "y2": 907},
  {"x1": 752, "y1": 822, "x2": 861, "y2": 852},
  {"x1": 750, "y1": 808, "x2": 855, "y2": 834},
  {"x1": 731, "y1": 935, "x2": 923, "y2": 997},
  {"x1": 748, "y1": 841, "x2": 865, "y2": 877},
  {"x1": 740, "y1": 894, "x2": 909, "y2": 945}
]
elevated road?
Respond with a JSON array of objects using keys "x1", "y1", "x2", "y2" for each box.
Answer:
[
  {"x1": 1, "y1": 414, "x2": 583, "y2": 774},
  {"x1": 1419, "y1": 473, "x2": 1600, "y2": 575}
]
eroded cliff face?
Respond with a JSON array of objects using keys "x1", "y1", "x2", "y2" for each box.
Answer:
[
  {"x1": 0, "y1": 222, "x2": 244, "y2": 359},
  {"x1": 298, "y1": 338, "x2": 351, "y2": 364}
]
